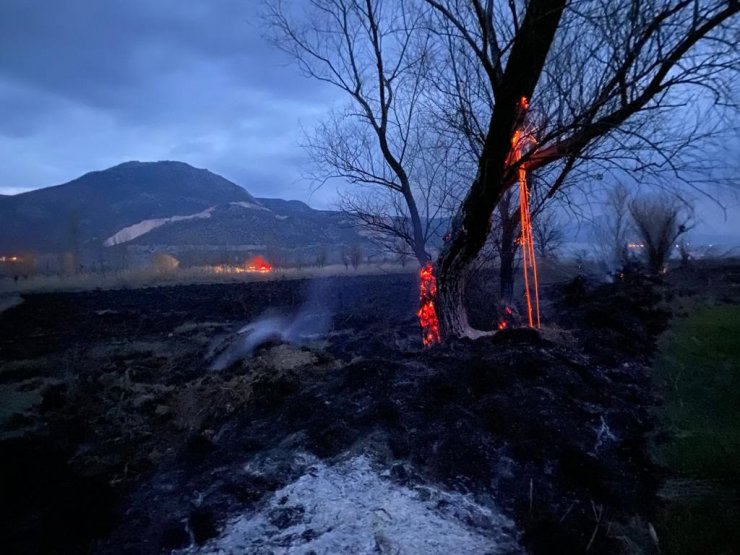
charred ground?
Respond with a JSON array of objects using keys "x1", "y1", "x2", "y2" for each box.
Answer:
[{"x1": 0, "y1": 267, "x2": 718, "y2": 554}]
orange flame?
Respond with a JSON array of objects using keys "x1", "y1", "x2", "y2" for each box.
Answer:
[
  {"x1": 510, "y1": 97, "x2": 541, "y2": 328},
  {"x1": 210, "y1": 255, "x2": 272, "y2": 274},
  {"x1": 246, "y1": 255, "x2": 272, "y2": 273},
  {"x1": 497, "y1": 306, "x2": 514, "y2": 330},
  {"x1": 417, "y1": 262, "x2": 441, "y2": 346}
]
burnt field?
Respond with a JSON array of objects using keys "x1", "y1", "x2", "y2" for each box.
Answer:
[{"x1": 0, "y1": 268, "x2": 727, "y2": 554}]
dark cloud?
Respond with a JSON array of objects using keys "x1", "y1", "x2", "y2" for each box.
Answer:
[
  {"x1": 0, "y1": 0, "x2": 341, "y2": 207},
  {"x1": 1, "y1": 0, "x2": 736, "y2": 217}
]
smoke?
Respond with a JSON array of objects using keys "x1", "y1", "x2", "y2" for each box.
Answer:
[{"x1": 209, "y1": 278, "x2": 336, "y2": 370}]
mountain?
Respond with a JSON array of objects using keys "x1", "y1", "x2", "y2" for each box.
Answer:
[
  {"x1": 0, "y1": 161, "x2": 258, "y2": 252},
  {"x1": 0, "y1": 161, "x2": 372, "y2": 264}
]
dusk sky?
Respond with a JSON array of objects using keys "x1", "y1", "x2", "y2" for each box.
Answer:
[
  {"x1": 0, "y1": 0, "x2": 342, "y2": 207},
  {"x1": 1, "y1": 0, "x2": 738, "y2": 238}
]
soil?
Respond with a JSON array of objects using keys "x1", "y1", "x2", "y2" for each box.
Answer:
[{"x1": 0, "y1": 271, "x2": 673, "y2": 554}]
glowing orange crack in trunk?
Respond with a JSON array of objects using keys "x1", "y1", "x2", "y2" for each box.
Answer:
[
  {"x1": 418, "y1": 262, "x2": 441, "y2": 346},
  {"x1": 510, "y1": 97, "x2": 541, "y2": 328}
]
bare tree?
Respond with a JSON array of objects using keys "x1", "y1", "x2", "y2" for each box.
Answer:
[
  {"x1": 678, "y1": 237, "x2": 692, "y2": 267},
  {"x1": 350, "y1": 242, "x2": 363, "y2": 269},
  {"x1": 395, "y1": 239, "x2": 412, "y2": 267},
  {"x1": 491, "y1": 176, "x2": 565, "y2": 299},
  {"x1": 425, "y1": 21, "x2": 545, "y2": 304},
  {"x1": 341, "y1": 245, "x2": 351, "y2": 269},
  {"x1": 323, "y1": 115, "x2": 461, "y2": 259},
  {"x1": 269, "y1": 0, "x2": 739, "y2": 339},
  {"x1": 593, "y1": 183, "x2": 632, "y2": 272},
  {"x1": 532, "y1": 207, "x2": 564, "y2": 261},
  {"x1": 629, "y1": 194, "x2": 692, "y2": 274},
  {"x1": 267, "y1": 0, "x2": 457, "y2": 264},
  {"x1": 488, "y1": 189, "x2": 520, "y2": 301},
  {"x1": 423, "y1": 0, "x2": 739, "y2": 337},
  {"x1": 315, "y1": 245, "x2": 329, "y2": 267}
]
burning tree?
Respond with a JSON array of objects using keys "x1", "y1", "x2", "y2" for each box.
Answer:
[
  {"x1": 266, "y1": 0, "x2": 464, "y2": 342},
  {"x1": 269, "y1": 0, "x2": 739, "y2": 340},
  {"x1": 425, "y1": 0, "x2": 738, "y2": 337}
]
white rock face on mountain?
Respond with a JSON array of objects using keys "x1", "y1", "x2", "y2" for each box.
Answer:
[
  {"x1": 103, "y1": 207, "x2": 215, "y2": 246},
  {"x1": 230, "y1": 201, "x2": 270, "y2": 211}
]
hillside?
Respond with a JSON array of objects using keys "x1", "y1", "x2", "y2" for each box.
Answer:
[
  {"x1": 0, "y1": 161, "x2": 256, "y2": 252},
  {"x1": 0, "y1": 162, "x2": 370, "y2": 262}
]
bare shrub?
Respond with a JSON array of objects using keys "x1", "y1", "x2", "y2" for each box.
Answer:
[
  {"x1": 629, "y1": 195, "x2": 692, "y2": 274},
  {"x1": 350, "y1": 243, "x2": 363, "y2": 270},
  {"x1": 594, "y1": 184, "x2": 632, "y2": 272}
]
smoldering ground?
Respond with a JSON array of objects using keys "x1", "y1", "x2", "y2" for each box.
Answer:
[
  {"x1": 208, "y1": 277, "x2": 337, "y2": 371},
  {"x1": 0, "y1": 269, "x2": 692, "y2": 554}
]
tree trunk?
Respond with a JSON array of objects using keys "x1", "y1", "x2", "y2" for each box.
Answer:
[
  {"x1": 436, "y1": 256, "x2": 472, "y2": 338},
  {"x1": 403, "y1": 186, "x2": 430, "y2": 264},
  {"x1": 499, "y1": 246, "x2": 515, "y2": 302},
  {"x1": 498, "y1": 199, "x2": 518, "y2": 303},
  {"x1": 647, "y1": 247, "x2": 664, "y2": 276}
]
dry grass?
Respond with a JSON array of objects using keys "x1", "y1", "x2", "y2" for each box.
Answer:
[{"x1": 0, "y1": 263, "x2": 417, "y2": 294}]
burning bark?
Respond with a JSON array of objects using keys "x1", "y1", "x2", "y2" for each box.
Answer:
[{"x1": 417, "y1": 262, "x2": 441, "y2": 346}]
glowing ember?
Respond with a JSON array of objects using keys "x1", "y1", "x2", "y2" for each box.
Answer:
[
  {"x1": 210, "y1": 255, "x2": 273, "y2": 274},
  {"x1": 246, "y1": 255, "x2": 272, "y2": 273},
  {"x1": 497, "y1": 306, "x2": 513, "y2": 330},
  {"x1": 417, "y1": 262, "x2": 441, "y2": 346},
  {"x1": 510, "y1": 97, "x2": 541, "y2": 328}
]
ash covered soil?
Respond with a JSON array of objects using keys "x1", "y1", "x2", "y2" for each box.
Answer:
[{"x1": 0, "y1": 272, "x2": 673, "y2": 554}]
